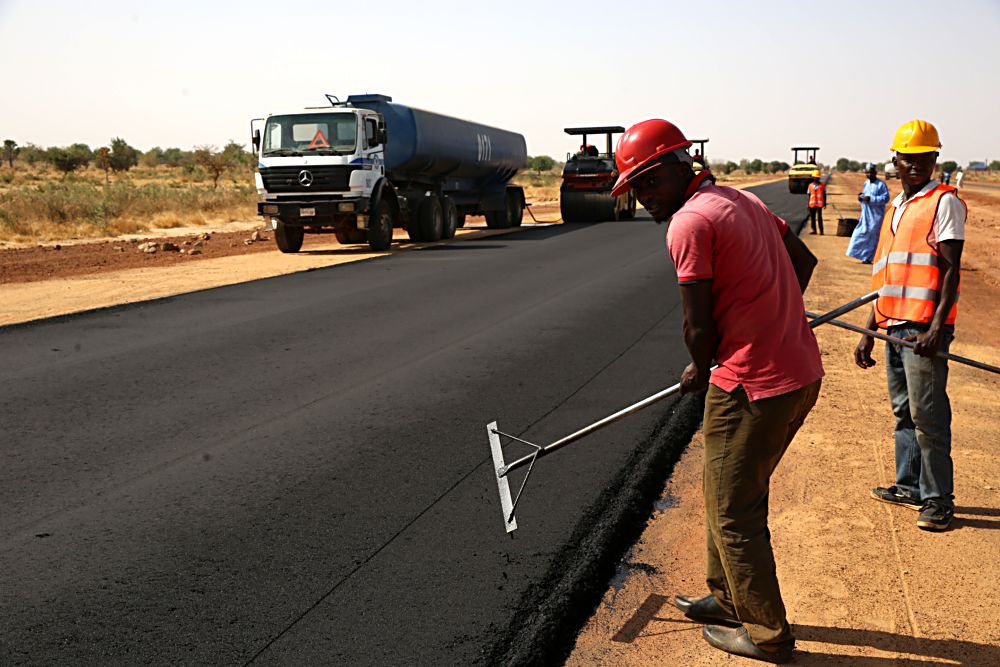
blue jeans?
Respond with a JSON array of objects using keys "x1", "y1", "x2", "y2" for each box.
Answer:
[{"x1": 886, "y1": 323, "x2": 955, "y2": 506}]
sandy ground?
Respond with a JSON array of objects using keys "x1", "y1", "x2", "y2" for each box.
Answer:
[
  {"x1": 567, "y1": 173, "x2": 1000, "y2": 665},
  {"x1": 0, "y1": 178, "x2": 783, "y2": 327}
]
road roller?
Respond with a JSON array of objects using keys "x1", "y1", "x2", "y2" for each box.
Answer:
[
  {"x1": 560, "y1": 126, "x2": 636, "y2": 223},
  {"x1": 788, "y1": 146, "x2": 820, "y2": 194}
]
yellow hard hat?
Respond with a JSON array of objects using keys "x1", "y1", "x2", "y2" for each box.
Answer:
[
  {"x1": 890, "y1": 119, "x2": 942, "y2": 154},
  {"x1": 811, "y1": 170, "x2": 821, "y2": 178}
]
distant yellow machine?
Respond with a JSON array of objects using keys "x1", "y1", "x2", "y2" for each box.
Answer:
[{"x1": 788, "y1": 146, "x2": 820, "y2": 194}]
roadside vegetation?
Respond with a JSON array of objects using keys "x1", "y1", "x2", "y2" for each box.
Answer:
[{"x1": 0, "y1": 138, "x2": 256, "y2": 242}]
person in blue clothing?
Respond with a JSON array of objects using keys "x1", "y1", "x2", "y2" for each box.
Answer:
[{"x1": 846, "y1": 164, "x2": 890, "y2": 263}]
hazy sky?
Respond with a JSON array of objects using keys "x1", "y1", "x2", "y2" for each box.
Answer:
[{"x1": 2, "y1": 0, "x2": 998, "y2": 165}]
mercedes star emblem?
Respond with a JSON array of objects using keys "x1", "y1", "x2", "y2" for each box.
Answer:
[{"x1": 298, "y1": 170, "x2": 314, "y2": 187}]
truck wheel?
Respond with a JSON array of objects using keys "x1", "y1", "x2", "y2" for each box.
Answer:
[
  {"x1": 367, "y1": 200, "x2": 394, "y2": 251},
  {"x1": 417, "y1": 195, "x2": 444, "y2": 241},
  {"x1": 275, "y1": 221, "x2": 304, "y2": 253},
  {"x1": 441, "y1": 197, "x2": 458, "y2": 239},
  {"x1": 485, "y1": 196, "x2": 514, "y2": 229},
  {"x1": 508, "y1": 190, "x2": 523, "y2": 227}
]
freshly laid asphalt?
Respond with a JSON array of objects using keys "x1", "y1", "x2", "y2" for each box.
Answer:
[{"x1": 0, "y1": 182, "x2": 807, "y2": 665}]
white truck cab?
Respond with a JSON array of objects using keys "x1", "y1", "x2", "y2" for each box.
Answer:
[{"x1": 252, "y1": 105, "x2": 389, "y2": 252}]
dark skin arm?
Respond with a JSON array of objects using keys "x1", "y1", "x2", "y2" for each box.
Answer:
[
  {"x1": 854, "y1": 240, "x2": 963, "y2": 365},
  {"x1": 783, "y1": 227, "x2": 818, "y2": 293},
  {"x1": 854, "y1": 307, "x2": 878, "y2": 368},
  {"x1": 913, "y1": 239, "x2": 962, "y2": 356},
  {"x1": 678, "y1": 281, "x2": 717, "y2": 394}
]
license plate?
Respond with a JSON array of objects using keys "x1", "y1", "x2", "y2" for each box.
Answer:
[{"x1": 299, "y1": 207, "x2": 316, "y2": 217}]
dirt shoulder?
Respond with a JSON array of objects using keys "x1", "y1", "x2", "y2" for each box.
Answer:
[{"x1": 567, "y1": 173, "x2": 1000, "y2": 665}]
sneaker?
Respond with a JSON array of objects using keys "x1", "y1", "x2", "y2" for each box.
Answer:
[
  {"x1": 917, "y1": 502, "x2": 953, "y2": 531},
  {"x1": 870, "y1": 486, "x2": 922, "y2": 511}
]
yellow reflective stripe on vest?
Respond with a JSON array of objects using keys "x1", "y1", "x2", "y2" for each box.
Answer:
[{"x1": 871, "y1": 251, "x2": 939, "y2": 275}]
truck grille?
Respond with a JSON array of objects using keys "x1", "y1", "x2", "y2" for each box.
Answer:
[{"x1": 259, "y1": 165, "x2": 360, "y2": 193}]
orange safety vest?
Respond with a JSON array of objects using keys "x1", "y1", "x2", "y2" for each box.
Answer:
[
  {"x1": 807, "y1": 182, "x2": 825, "y2": 208},
  {"x1": 870, "y1": 184, "x2": 964, "y2": 328}
]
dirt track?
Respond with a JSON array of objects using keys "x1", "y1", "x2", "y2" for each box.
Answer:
[{"x1": 567, "y1": 174, "x2": 1000, "y2": 665}]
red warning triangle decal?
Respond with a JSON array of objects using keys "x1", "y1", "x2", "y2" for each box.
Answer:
[{"x1": 308, "y1": 129, "x2": 330, "y2": 149}]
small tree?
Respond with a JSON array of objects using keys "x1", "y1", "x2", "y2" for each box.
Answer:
[
  {"x1": 95, "y1": 147, "x2": 112, "y2": 184},
  {"x1": 108, "y1": 137, "x2": 138, "y2": 173},
  {"x1": 528, "y1": 155, "x2": 555, "y2": 174},
  {"x1": 748, "y1": 158, "x2": 763, "y2": 174},
  {"x1": 989, "y1": 160, "x2": 1000, "y2": 172},
  {"x1": 47, "y1": 146, "x2": 90, "y2": 175},
  {"x1": 194, "y1": 145, "x2": 234, "y2": 189},
  {"x1": 141, "y1": 146, "x2": 166, "y2": 167},
  {"x1": 940, "y1": 160, "x2": 958, "y2": 174},
  {"x1": 722, "y1": 161, "x2": 738, "y2": 175},
  {"x1": 222, "y1": 140, "x2": 253, "y2": 169},
  {"x1": 835, "y1": 157, "x2": 850, "y2": 172},
  {"x1": 3, "y1": 139, "x2": 18, "y2": 168},
  {"x1": 162, "y1": 147, "x2": 188, "y2": 167},
  {"x1": 18, "y1": 143, "x2": 46, "y2": 165}
]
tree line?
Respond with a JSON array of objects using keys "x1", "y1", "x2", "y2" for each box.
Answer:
[
  {"x1": 835, "y1": 157, "x2": 1000, "y2": 173},
  {"x1": 1, "y1": 138, "x2": 254, "y2": 188},
  {"x1": 527, "y1": 155, "x2": 792, "y2": 175}
]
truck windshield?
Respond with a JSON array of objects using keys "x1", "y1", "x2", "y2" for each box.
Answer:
[{"x1": 262, "y1": 113, "x2": 357, "y2": 156}]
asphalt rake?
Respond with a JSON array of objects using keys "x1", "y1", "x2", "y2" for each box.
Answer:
[{"x1": 487, "y1": 290, "x2": 881, "y2": 534}]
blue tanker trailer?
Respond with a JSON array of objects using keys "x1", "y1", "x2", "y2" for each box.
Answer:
[{"x1": 251, "y1": 94, "x2": 528, "y2": 252}]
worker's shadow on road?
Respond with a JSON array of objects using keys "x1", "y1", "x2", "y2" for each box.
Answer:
[
  {"x1": 955, "y1": 505, "x2": 1000, "y2": 530},
  {"x1": 793, "y1": 624, "x2": 1000, "y2": 665},
  {"x1": 612, "y1": 594, "x2": 999, "y2": 665}
]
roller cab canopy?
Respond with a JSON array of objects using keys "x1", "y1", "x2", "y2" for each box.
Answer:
[{"x1": 565, "y1": 126, "x2": 626, "y2": 160}]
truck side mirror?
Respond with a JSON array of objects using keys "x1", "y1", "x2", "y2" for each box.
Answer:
[
  {"x1": 252, "y1": 129, "x2": 261, "y2": 153},
  {"x1": 378, "y1": 123, "x2": 388, "y2": 146}
]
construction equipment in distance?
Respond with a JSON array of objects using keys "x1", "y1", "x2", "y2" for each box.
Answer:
[
  {"x1": 560, "y1": 126, "x2": 637, "y2": 223},
  {"x1": 788, "y1": 146, "x2": 820, "y2": 194},
  {"x1": 690, "y1": 138, "x2": 709, "y2": 172}
]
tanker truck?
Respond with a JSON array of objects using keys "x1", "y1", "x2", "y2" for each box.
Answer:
[{"x1": 251, "y1": 94, "x2": 528, "y2": 253}]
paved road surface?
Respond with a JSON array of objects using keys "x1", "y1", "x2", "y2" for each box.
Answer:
[{"x1": 0, "y1": 183, "x2": 807, "y2": 665}]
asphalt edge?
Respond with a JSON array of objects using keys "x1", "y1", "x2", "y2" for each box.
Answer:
[{"x1": 481, "y1": 392, "x2": 705, "y2": 667}]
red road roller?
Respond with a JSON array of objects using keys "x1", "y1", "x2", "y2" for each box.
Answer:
[{"x1": 560, "y1": 126, "x2": 637, "y2": 223}]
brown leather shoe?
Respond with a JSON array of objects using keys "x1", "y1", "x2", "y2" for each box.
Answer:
[
  {"x1": 702, "y1": 625, "x2": 793, "y2": 664},
  {"x1": 672, "y1": 594, "x2": 741, "y2": 627}
]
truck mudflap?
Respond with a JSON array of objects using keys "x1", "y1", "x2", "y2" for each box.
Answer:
[{"x1": 257, "y1": 198, "x2": 370, "y2": 227}]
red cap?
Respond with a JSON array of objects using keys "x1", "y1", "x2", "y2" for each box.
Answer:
[{"x1": 611, "y1": 119, "x2": 692, "y2": 197}]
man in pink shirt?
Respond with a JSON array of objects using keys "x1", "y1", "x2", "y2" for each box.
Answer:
[{"x1": 611, "y1": 119, "x2": 823, "y2": 664}]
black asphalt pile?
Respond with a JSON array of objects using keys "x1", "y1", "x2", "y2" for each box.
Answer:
[{"x1": 483, "y1": 393, "x2": 704, "y2": 667}]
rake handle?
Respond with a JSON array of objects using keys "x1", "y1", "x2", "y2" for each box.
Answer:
[
  {"x1": 497, "y1": 290, "x2": 881, "y2": 477},
  {"x1": 805, "y1": 312, "x2": 1000, "y2": 376}
]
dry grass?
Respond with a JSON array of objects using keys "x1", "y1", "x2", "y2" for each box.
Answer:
[
  {"x1": 0, "y1": 164, "x2": 256, "y2": 242},
  {"x1": 512, "y1": 168, "x2": 562, "y2": 202}
]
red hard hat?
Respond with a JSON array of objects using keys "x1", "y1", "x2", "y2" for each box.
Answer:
[{"x1": 611, "y1": 119, "x2": 692, "y2": 197}]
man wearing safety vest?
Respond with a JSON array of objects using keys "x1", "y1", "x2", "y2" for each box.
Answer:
[
  {"x1": 806, "y1": 171, "x2": 826, "y2": 234},
  {"x1": 612, "y1": 118, "x2": 822, "y2": 663},
  {"x1": 854, "y1": 119, "x2": 966, "y2": 531}
]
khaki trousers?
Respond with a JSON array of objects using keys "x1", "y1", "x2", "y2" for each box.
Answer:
[{"x1": 703, "y1": 380, "x2": 821, "y2": 647}]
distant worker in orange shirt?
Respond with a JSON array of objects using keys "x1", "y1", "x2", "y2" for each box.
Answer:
[{"x1": 806, "y1": 171, "x2": 826, "y2": 235}]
